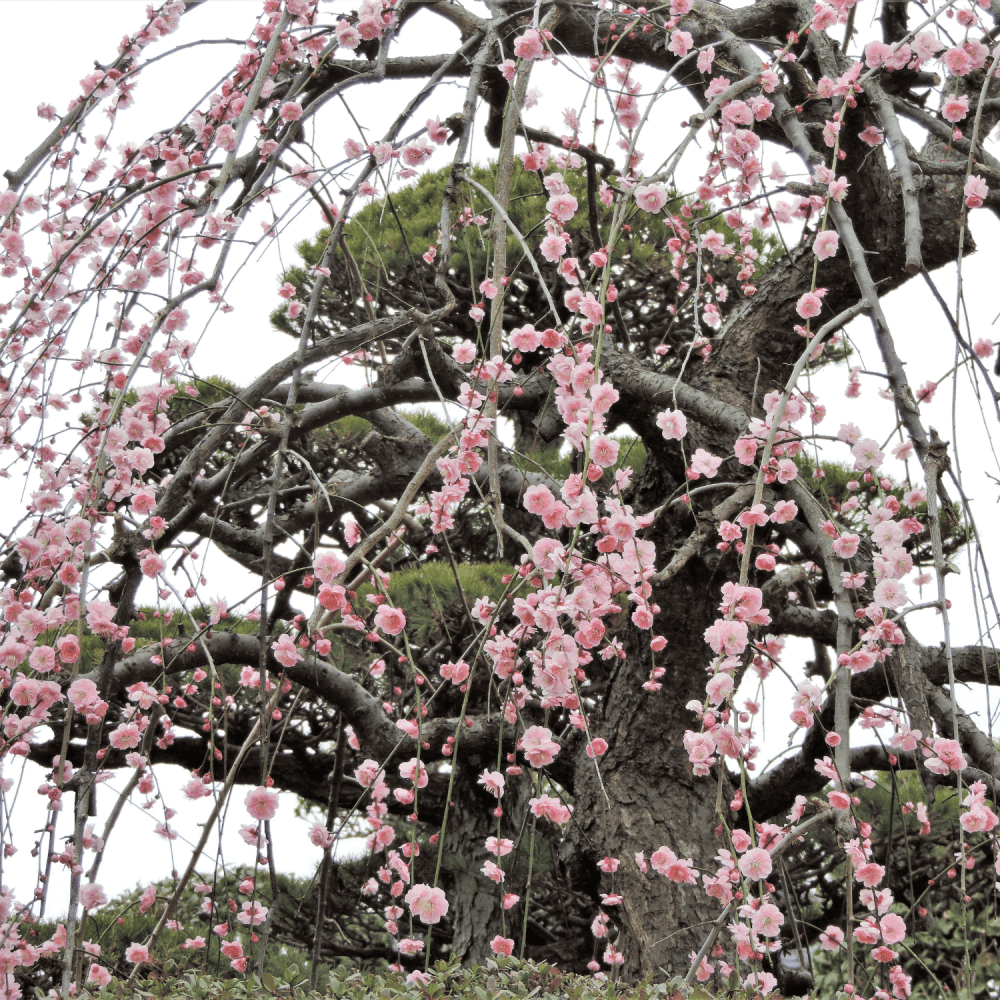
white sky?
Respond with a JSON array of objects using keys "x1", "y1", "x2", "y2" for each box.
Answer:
[{"x1": 1, "y1": 0, "x2": 999, "y2": 918}]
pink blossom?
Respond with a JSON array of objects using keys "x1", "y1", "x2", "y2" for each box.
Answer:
[
  {"x1": 812, "y1": 3, "x2": 837, "y2": 30},
  {"x1": 927, "y1": 737, "x2": 967, "y2": 773},
  {"x1": 80, "y1": 882, "x2": 108, "y2": 909},
  {"x1": 820, "y1": 925, "x2": 844, "y2": 950},
  {"x1": 524, "y1": 484, "x2": 556, "y2": 516},
  {"x1": 237, "y1": 901, "x2": 268, "y2": 926},
  {"x1": 858, "y1": 125, "x2": 884, "y2": 147},
  {"x1": 700, "y1": 230, "x2": 734, "y2": 257},
  {"x1": 453, "y1": 339, "x2": 477, "y2": 364},
  {"x1": 668, "y1": 29, "x2": 693, "y2": 57},
  {"x1": 399, "y1": 757, "x2": 429, "y2": 787},
  {"x1": 271, "y1": 634, "x2": 302, "y2": 667},
  {"x1": 68, "y1": 678, "x2": 99, "y2": 711},
  {"x1": 796, "y1": 291, "x2": 823, "y2": 319},
  {"x1": 742, "y1": 972, "x2": 777, "y2": 995},
  {"x1": 813, "y1": 230, "x2": 839, "y2": 260},
  {"x1": 214, "y1": 124, "x2": 238, "y2": 151},
  {"x1": 880, "y1": 913, "x2": 907, "y2": 944},
  {"x1": 738, "y1": 846, "x2": 773, "y2": 880},
  {"x1": 735, "y1": 437, "x2": 758, "y2": 465},
  {"x1": 125, "y1": 943, "x2": 149, "y2": 964},
  {"x1": 738, "y1": 504, "x2": 768, "y2": 528},
  {"x1": 871, "y1": 945, "x2": 898, "y2": 964},
  {"x1": 519, "y1": 725, "x2": 560, "y2": 767},
  {"x1": 942, "y1": 95, "x2": 970, "y2": 123},
  {"x1": 591, "y1": 435, "x2": 620, "y2": 468},
  {"x1": 590, "y1": 382, "x2": 619, "y2": 414},
  {"x1": 873, "y1": 578, "x2": 907, "y2": 609},
  {"x1": 530, "y1": 793, "x2": 572, "y2": 824},
  {"x1": 851, "y1": 437, "x2": 885, "y2": 469},
  {"x1": 634, "y1": 184, "x2": 668, "y2": 213},
  {"x1": 770, "y1": 500, "x2": 797, "y2": 523},
  {"x1": 650, "y1": 846, "x2": 698, "y2": 883},
  {"x1": 88, "y1": 964, "x2": 112, "y2": 987},
  {"x1": 547, "y1": 193, "x2": 578, "y2": 222},
  {"x1": 479, "y1": 769, "x2": 505, "y2": 797},
  {"x1": 482, "y1": 860, "x2": 505, "y2": 883},
  {"x1": 965, "y1": 175, "x2": 989, "y2": 209},
  {"x1": 245, "y1": 785, "x2": 278, "y2": 821},
  {"x1": 405, "y1": 884, "x2": 449, "y2": 924},
  {"x1": 828, "y1": 789, "x2": 852, "y2": 810},
  {"x1": 855, "y1": 861, "x2": 886, "y2": 887},
  {"x1": 513, "y1": 29, "x2": 545, "y2": 60},
  {"x1": 426, "y1": 117, "x2": 448, "y2": 145},
  {"x1": 706, "y1": 673, "x2": 734, "y2": 710},
  {"x1": 720, "y1": 101, "x2": 753, "y2": 130},
  {"x1": 509, "y1": 324, "x2": 541, "y2": 352},
  {"x1": 335, "y1": 19, "x2": 361, "y2": 48},
  {"x1": 402, "y1": 139, "x2": 433, "y2": 167},
  {"x1": 491, "y1": 935, "x2": 515, "y2": 956},
  {"x1": 752, "y1": 902, "x2": 784, "y2": 937},
  {"x1": 487, "y1": 837, "x2": 514, "y2": 857},
  {"x1": 139, "y1": 551, "x2": 165, "y2": 578},
  {"x1": 704, "y1": 618, "x2": 749, "y2": 656},
  {"x1": 855, "y1": 920, "x2": 883, "y2": 948},
  {"x1": 690, "y1": 448, "x2": 722, "y2": 478},
  {"x1": 943, "y1": 45, "x2": 972, "y2": 75},
  {"x1": 864, "y1": 41, "x2": 894, "y2": 68},
  {"x1": 440, "y1": 659, "x2": 470, "y2": 684},
  {"x1": 110, "y1": 723, "x2": 141, "y2": 750},
  {"x1": 374, "y1": 604, "x2": 406, "y2": 635},
  {"x1": 656, "y1": 409, "x2": 687, "y2": 439},
  {"x1": 540, "y1": 233, "x2": 568, "y2": 262},
  {"x1": 313, "y1": 550, "x2": 345, "y2": 584},
  {"x1": 309, "y1": 821, "x2": 335, "y2": 849},
  {"x1": 831, "y1": 533, "x2": 860, "y2": 558}
]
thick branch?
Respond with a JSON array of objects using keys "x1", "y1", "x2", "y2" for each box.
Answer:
[{"x1": 86, "y1": 632, "x2": 575, "y2": 788}]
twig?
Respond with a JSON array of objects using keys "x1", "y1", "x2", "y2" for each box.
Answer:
[
  {"x1": 651, "y1": 484, "x2": 755, "y2": 585},
  {"x1": 125, "y1": 687, "x2": 281, "y2": 989},
  {"x1": 457, "y1": 173, "x2": 562, "y2": 324},
  {"x1": 869, "y1": 79, "x2": 923, "y2": 274},
  {"x1": 683, "y1": 810, "x2": 832, "y2": 987},
  {"x1": 738, "y1": 298, "x2": 870, "y2": 587}
]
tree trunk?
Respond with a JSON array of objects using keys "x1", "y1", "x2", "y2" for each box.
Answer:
[
  {"x1": 443, "y1": 768, "x2": 519, "y2": 964},
  {"x1": 568, "y1": 551, "x2": 728, "y2": 978}
]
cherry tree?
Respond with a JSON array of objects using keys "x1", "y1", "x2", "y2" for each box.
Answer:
[{"x1": 2, "y1": 0, "x2": 1000, "y2": 994}]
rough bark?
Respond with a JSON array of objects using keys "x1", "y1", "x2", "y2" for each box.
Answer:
[
  {"x1": 442, "y1": 769, "x2": 523, "y2": 963},
  {"x1": 570, "y1": 559, "x2": 728, "y2": 977}
]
